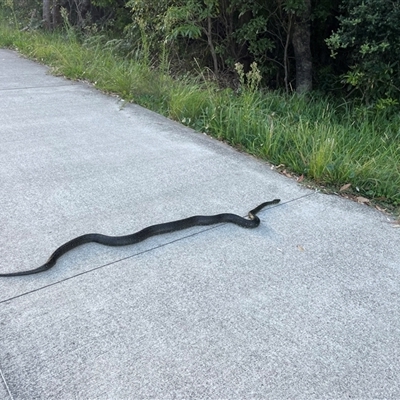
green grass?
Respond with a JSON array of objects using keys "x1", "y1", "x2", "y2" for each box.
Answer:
[
  {"x1": 1, "y1": 14, "x2": 399, "y2": 214},
  {"x1": 202, "y1": 90, "x2": 399, "y2": 209}
]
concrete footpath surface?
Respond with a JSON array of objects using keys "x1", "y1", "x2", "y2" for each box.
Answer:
[{"x1": 0, "y1": 49, "x2": 399, "y2": 399}]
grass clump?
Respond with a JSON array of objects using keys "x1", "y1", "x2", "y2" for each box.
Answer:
[
  {"x1": 205, "y1": 90, "x2": 399, "y2": 208},
  {"x1": 0, "y1": 13, "x2": 399, "y2": 214}
]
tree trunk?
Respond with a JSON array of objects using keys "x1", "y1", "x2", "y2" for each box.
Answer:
[
  {"x1": 206, "y1": 15, "x2": 219, "y2": 75},
  {"x1": 43, "y1": 0, "x2": 51, "y2": 30},
  {"x1": 43, "y1": 0, "x2": 61, "y2": 29},
  {"x1": 291, "y1": 0, "x2": 312, "y2": 93},
  {"x1": 52, "y1": 0, "x2": 61, "y2": 28},
  {"x1": 284, "y1": 14, "x2": 293, "y2": 93}
]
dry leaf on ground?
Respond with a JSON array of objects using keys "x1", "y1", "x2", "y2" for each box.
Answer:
[
  {"x1": 356, "y1": 196, "x2": 370, "y2": 204},
  {"x1": 340, "y1": 183, "x2": 351, "y2": 192}
]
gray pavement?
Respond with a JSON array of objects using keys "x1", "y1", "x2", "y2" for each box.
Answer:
[{"x1": 0, "y1": 48, "x2": 399, "y2": 399}]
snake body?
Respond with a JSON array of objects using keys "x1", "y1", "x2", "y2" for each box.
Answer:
[{"x1": 0, "y1": 199, "x2": 280, "y2": 277}]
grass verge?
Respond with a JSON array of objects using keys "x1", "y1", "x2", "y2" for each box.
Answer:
[{"x1": 1, "y1": 15, "x2": 399, "y2": 215}]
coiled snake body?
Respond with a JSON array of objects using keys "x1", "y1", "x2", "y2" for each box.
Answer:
[{"x1": 0, "y1": 199, "x2": 280, "y2": 277}]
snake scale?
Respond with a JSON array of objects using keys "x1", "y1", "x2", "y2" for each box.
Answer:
[{"x1": 0, "y1": 199, "x2": 280, "y2": 277}]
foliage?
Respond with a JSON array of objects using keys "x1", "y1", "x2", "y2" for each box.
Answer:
[
  {"x1": 124, "y1": 0, "x2": 224, "y2": 73},
  {"x1": 164, "y1": 0, "x2": 213, "y2": 40},
  {"x1": 124, "y1": 0, "x2": 169, "y2": 61},
  {"x1": 229, "y1": 0, "x2": 281, "y2": 78},
  {"x1": 163, "y1": 0, "x2": 220, "y2": 72},
  {"x1": 123, "y1": 0, "x2": 312, "y2": 88},
  {"x1": 2, "y1": 0, "x2": 400, "y2": 103},
  {"x1": 326, "y1": 0, "x2": 400, "y2": 105},
  {"x1": 0, "y1": 0, "x2": 41, "y2": 28}
]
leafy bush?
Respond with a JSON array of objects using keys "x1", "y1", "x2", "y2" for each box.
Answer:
[{"x1": 327, "y1": 0, "x2": 400, "y2": 106}]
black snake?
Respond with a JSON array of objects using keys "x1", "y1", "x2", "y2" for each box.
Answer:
[{"x1": 0, "y1": 199, "x2": 280, "y2": 277}]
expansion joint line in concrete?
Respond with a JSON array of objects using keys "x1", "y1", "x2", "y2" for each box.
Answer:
[
  {"x1": 0, "y1": 365, "x2": 14, "y2": 400},
  {"x1": 0, "y1": 84, "x2": 74, "y2": 92},
  {"x1": 0, "y1": 190, "x2": 318, "y2": 305}
]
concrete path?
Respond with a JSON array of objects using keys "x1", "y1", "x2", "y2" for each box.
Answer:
[{"x1": 0, "y1": 49, "x2": 399, "y2": 399}]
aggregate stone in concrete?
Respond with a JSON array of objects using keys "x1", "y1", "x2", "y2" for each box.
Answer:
[{"x1": 0, "y1": 49, "x2": 399, "y2": 399}]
